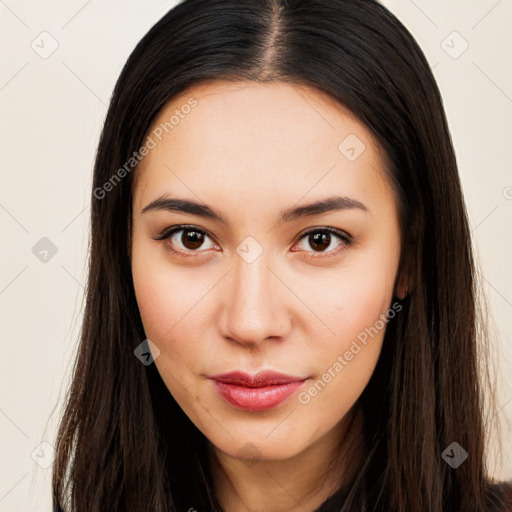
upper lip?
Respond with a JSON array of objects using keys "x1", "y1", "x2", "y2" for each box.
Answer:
[{"x1": 208, "y1": 371, "x2": 307, "y2": 388}]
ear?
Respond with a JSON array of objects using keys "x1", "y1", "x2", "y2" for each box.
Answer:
[
  {"x1": 394, "y1": 249, "x2": 414, "y2": 300},
  {"x1": 395, "y1": 271, "x2": 409, "y2": 300},
  {"x1": 395, "y1": 211, "x2": 419, "y2": 300}
]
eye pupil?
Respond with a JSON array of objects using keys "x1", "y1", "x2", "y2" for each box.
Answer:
[
  {"x1": 182, "y1": 230, "x2": 204, "y2": 250},
  {"x1": 309, "y1": 232, "x2": 330, "y2": 252}
]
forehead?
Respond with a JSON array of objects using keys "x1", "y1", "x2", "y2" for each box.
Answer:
[
  {"x1": 133, "y1": 80, "x2": 393, "y2": 214},
  {"x1": 150, "y1": 79, "x2": 374, "y2": 149}
]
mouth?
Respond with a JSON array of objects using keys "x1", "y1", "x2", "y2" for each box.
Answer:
[{"x1": 208, "y1": 371, "x2": 309, "y2": 412}]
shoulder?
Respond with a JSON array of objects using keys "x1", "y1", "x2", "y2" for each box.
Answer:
[{"x1": 485, "y1": 480, "x2": 512, "y2": 512}]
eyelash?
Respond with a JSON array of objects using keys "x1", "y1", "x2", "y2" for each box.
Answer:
[{"x1": 153, "y1": 224, "x2": 353, "y2": 259}]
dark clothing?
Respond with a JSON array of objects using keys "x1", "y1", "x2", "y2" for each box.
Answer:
[{"x1": 314, "y1": 480, "x2": 512, "y2": 511}]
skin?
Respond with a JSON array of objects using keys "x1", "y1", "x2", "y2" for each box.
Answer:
[{"x1": 130, "y1": 80, "x2": 407, "y2": 512}]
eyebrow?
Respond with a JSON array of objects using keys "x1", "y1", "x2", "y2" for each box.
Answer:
[{"x1": 141, "y1": 195, "x2": 368, "y2": 225}]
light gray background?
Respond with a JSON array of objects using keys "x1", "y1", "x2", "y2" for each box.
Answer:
[{"x1": 1, "y1": 1, "x2": 511, "y2": 510}]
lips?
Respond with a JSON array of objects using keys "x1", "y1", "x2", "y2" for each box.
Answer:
[
  {"x1": 209, "y1": 370, "x2": 305, "y2": 387},
  {"x1": 208, "y1": 371, "x2": 308, "y2": 412}
]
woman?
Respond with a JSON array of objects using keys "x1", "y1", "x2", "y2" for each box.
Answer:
[{"x1": 52, "y1": 0, "x2": 512, "y2": 510}]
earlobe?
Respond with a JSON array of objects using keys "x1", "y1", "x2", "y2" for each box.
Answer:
[
  {"x1": 395, "y1": 282, "x2": 408, "y2": 300},
  {"x1": 397, "y1": 278, "x2": 415, "y2": 300},
  {"x1": 395, "y1": 265, "x2": 412, "y2": 300},
  {"x1": 395, "y1": 245, "x2": 415, "y2": 300}
]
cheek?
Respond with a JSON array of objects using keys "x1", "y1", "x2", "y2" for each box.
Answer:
[
  {"x1": 131, "y1": 245, "x2": 213, "y2": 379},
  {"x1": 296, "y1": 253, "x2": 397, "y2": 406},
  {"x1": 131, "y1": 240, "x2": 200, "y2": 342},
  {"x1": 131, "y1": 258, "x2": 185, "y2": 381},
  {"x1": 317, "y1": 264, "x2": 391, "y2": 341},
  {"x1": 132, "y1": 266, "x2": 175, "y2": 340},
  {"x1": 298, "y1": 276, "x2": 390, "y2": 418}
]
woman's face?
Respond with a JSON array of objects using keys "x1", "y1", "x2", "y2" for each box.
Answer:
[{"x1": 131, "y1": 80, "x2": 403, "y2": 463}]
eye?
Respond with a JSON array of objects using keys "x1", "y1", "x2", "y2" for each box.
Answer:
[
  {"x1": 154, "y1": 225, "x2": 217, "y2": 256},
  {"x1": 292, "y1": 227, "x2": 352, "y2": 258}
]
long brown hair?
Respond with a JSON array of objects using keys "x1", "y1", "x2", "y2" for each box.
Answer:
[{"x1": 51, "y1": 0, "x2": 510, "y2": 510}]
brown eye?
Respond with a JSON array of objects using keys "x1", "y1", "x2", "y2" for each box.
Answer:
[
  {"x1": 180, "y1": 229, "x2": 206, "y2": 250},
  {"x1": 155, "y1": 225, "x2": 217, "y2": 255},
  {"x1": 293, "y1": 228, "x2": 352, "y2": 257},
  {"x1": 308, "y1": 232, "x2": 331, "y2": 252}
]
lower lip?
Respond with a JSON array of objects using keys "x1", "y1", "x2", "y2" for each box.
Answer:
[{"x1": 212, "y1": 380, "x2": 306, "y2": 412}]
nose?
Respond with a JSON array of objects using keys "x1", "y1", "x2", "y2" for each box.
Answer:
[{"x1": 218, "y1": 254, "x2": 291, "y2": 347}]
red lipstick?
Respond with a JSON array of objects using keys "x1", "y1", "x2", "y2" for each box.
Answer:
[{"x1": 208, "y1": 371, "x2": 308, "y2": 412}]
